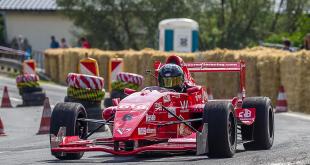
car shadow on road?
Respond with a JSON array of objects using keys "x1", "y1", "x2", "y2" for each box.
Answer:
[{"x1": 42, "y1": 150, "x2": 245, "y2": 164}]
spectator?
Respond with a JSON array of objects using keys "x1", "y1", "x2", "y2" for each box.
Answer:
[
  {"x1": 50, "y1": 36, "x2": 60, "y2": 48},
  {"x1": 60, "y1": 38, "x2": 69, "y2": 48},
  {"x1": 10, "y1": 37, "x2": 19, "y2": 50},
  {"x1": 301, "y1": 33, "x2": 310, "y2": 50},
  {"x1": 282, "y1": 39, "x2": 293, "y2": 52},
  {"x1": 17, "y1": 35, "x2": 25, "y2": 50},
  {"x1": 81, "y1": 37, "x2": 91, "y2": 48}
]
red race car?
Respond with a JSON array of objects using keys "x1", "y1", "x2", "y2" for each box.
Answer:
[{"x1": 50, "y1": 55, "x2": 274, "y2": 160}]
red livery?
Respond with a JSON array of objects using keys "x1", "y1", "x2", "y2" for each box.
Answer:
[{"x1": 50, "y1": 55, "x2": 274, "y2": 160}]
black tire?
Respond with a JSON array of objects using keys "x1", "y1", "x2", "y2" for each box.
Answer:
[
  {"x1": 19, "y1": 86, "x2": 43, "y2": 95},
  {"x1": 50, "y1": 102, "x2": 88, "y2": 160},
  {"x1": 87, "y1": 106, "x2": 105, "y2": 132},
  {"x1": 110, "y1": 90, "x2": 127, "y2": 100},
  {"x1": 64, "y1": 96, "x2": 104, "y2": 132},
  {"x1": 22, "y1": 92, "x2": 46, "y2": 106},
  {"x1": 203, "y1": 101, "x2": 237, "y2": 158},
  {"x1": 64, "y1": 96, "x2": 101, "y2": 108},
  {"x1": 103, "y1": 98, "x2": 113, "y2": 108},
  {"x1": 242, "y1": 97, "x2": 274, "y2": 150}
]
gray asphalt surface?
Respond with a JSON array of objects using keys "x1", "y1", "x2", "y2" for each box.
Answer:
[{"x1": 0, "y1": 75, "x2": 310, "y2": 165}]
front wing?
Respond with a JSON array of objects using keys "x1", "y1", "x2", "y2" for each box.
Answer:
[{"x1": 51, "y1": 124, "x2": 208, "y2": 156}]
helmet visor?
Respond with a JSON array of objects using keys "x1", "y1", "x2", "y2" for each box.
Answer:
[{"x1": 162, "y1": 76, "x2": 183, "y2": 88}]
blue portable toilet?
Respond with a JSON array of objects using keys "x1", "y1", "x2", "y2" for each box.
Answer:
[{"x1": 159, "y1": 18, "x2": 199, "y2": 52}]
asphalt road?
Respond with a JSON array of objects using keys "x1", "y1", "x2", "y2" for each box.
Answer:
[{"x1": 0, "y1": 75, "x2": 310, "y2": 165}]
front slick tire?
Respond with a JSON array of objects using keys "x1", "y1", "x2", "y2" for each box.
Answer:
[
  {"x1": 50, "y1": 102, "x2": 88, "y2": 160},
  {"x1": 204, "y1": 101, "x2": 237, "y2": 158},
  {"x1": 242, "y1": 97, "x2": 274, "y2": 150}
]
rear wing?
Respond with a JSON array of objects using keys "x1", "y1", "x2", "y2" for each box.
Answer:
[{"x1": 154, "y1": 61, "x2": 246, "y2": 99}]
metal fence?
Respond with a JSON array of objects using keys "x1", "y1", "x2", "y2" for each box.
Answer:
[
  {"x1": 32, "y1": 50, "x2": 45, "y2": 71},
  {"x1": 0, "y1": 45, "x2": 45, "y2": 72}
]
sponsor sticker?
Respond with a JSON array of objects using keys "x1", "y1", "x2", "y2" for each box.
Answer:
[
  {"x1": 193, "y1": 104, "x2": 204, "y2": 112},
  {"x1": 163, "y1": 95, "x2": 171, "y2": 103},
  {"x1": 154, "y1": 102, "x2": 162, "y2": 111},
  {"x1": 172, "y1": 94, "x2": 180, "y2": 98},
  {"x1": 195, "y1": 94, "x2": 202, "y2": 102},
  {"x1": 146, "y1": 114, "x2": 156, "y2": 122},
  {"x1": 180, "y1": 100, "x2": 189, "y2": 112},
  {"x1": 167, "y1": 107, "x2": 176, "y2": 118},
  {"x1": 138, "y1": 128, "x2": 146, "y2": 135},
  {"x1": 118, "y1": 104, "x2": 148, "y2": 111},
  {"x1": 203, "y1": 91, "x2": 207, "y2": 101},
  {"x1": 116, "y1": 128, "x2": 132, "y2": 135},
  {"x1": 146, "y1": 128, "x2": 156, "y2": 134},
  {"x1": 178, "y1": 123, "x2": 192, "y2": 136},
  {"x1": 238, "y1": 109, "x2": 252, "y2": 118},
  {"x1": 235, "y1": 108, "x2": 256, "y2": 125}
]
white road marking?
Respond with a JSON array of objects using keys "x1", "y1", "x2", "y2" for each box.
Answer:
[
  {"x1": 279, "y1": 112, "x2": 310, "y2": 121},
  {"x1": 10, "y1": 97, "x2": 22, "y2": 102}
]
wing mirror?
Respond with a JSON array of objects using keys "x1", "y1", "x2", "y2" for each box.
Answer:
[
  {"x1": 186, "y1": 86, "x2": 200, "y2": 94},
  {"x1": 124, "y1": 88, "x2": 136, "y2": 95}
]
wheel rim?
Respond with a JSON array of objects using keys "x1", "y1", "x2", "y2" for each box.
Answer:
[
  {"x1": 76, "y1": 113, "x2": 87, "y2": 139},
  {"x1": 268, "y1": 108, "x2": 274, "y2": 139},
  {"x1": 76, "y1": 120, "x2": 84, "y2": 138},
  {"x1": 228, "y1": 112, "x2": 236, "y2": 146}
]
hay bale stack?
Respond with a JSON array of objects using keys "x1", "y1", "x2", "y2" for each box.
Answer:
[
  {"x1": 44, "y1": 49, "x2": 64, "y2": 82},
  {"x1": 280, "y1": 52, "x2": 301, "y2": 112},
  {"x1": 238, "y1": 51, "x2": 259, "y2": 97},
  {"x1": 135, "y1": 50, "x2": 157, "y2": 86},
  {"x1": 43, "y1": 51, "x2": 51, "y2": 78},
  {"x1": 194, "y1": 49, "x2": 239, "y2": 99},
  {"x1": 123, "y1": 51, "x2": 143, "y2": 74},
  {"x1": 96, "y1": 51, "x2": 117, "y2": 90},
  {"x1": 256, "y1": 49, "x2": 284, "y2": 105},
  {"x1": 296, "y1": 51, "x2": 310, "y2": 113}
]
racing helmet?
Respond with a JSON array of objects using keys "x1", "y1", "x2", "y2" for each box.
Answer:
[{"x1": 158, "y1": 64, "x2": 184, "y2": 92}]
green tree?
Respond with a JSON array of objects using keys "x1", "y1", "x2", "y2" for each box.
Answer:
[{"x1": 57, "y1": 0, "x2": 309, "y2": 50}]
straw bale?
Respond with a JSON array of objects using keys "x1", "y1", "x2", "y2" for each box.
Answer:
[
  {"x1": 43, "y1": 52, "x2": 51, "y2": 77},
  {"x1": 280, "y1": 52, "x2": 301, "y2": 112},
  {"x1": 137, "y1": 51, "x2": 156, "y2": 87},
  {"x1": 123, "y1": 51, "x2": 143, "y2": 74},
  {"x1": 96, "y1": 51, "x2": 117, "y2": 90},
  {"x1": 256, "y1": 50, "x2": 283, "y2": 105},
  {"x1": 49, "y1": 53, "x2": 60, "y2": 82},
  {"x1": 238, "y1": 51, "x2": 259, "y2": 97},
  {"x1": 57, "y1": 53, "x2": 66, "y2": 84},
  {"x1": 296, "y1": 51, "x2": 310, "y2": 113},
  {"x1": 194, "y1": 50, "x2": 240, "y2": 99}
]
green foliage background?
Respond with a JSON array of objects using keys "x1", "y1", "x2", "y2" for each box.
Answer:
[{"x1": 57, "y1": 0, "x2": 310, "y2": 50}]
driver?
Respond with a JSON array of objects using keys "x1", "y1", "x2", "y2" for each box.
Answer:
[{"x1": 158, "y1": 64, "x2": 185, "y2": 92}]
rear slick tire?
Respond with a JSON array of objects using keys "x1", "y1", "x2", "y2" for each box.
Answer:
[
  {"x1": 50, "y1": 102, "x2": 88, "y2": 160},
  {"x1": 242, "y1": 97, "x2": 274, "y2": 150},
  {"x1": 203, "y1": 101, "x2": 237, "y2": 158}
]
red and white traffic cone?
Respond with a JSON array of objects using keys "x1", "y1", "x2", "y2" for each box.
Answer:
[
  {"x1": 37, "y1": 97, "x2": 51, "y2": 134},
  {"x1": 275, "y1": 85, "x2": 288, "y2": 113},
  {"x1": 207, "y1": 88, "x2": 214, "y2": 100},
  {"x1": 1, "y1": 86, "x2": 12, "y2": 108},
  {"x1": 0, "y1": 116, "x2": 6, "y2": 136}
]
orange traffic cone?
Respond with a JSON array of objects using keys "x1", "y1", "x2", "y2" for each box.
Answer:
[
  {"x1": 0, "y1": 116, "x2": 6, "y2": 136},
  {"x1": 1, "y1": 86, "x2": 12, "y2": 108},
  {"x1": 37, "y1": 97, "x2": 51, "y2": 134},
  {"x1": 207, "y1": 88, "x2": 214, "y2": 100},
  {"x1": 275, "y1": 85, "x2": 288, "y2": 113}
]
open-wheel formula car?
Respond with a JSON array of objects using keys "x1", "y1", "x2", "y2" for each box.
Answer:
[{"x1": 50, "y1": 55, "x2": 274, "y2": 160}]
